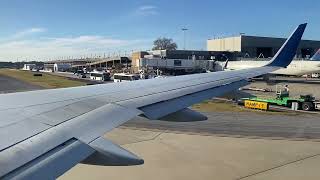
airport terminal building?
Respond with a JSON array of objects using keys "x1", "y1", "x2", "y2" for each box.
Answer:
[
  {"x1": 207, "y1": 35, "x2": 320, "y2": 58},
  {"x1": 131, "y1": 50, "x2": 234, "y2": 74}
]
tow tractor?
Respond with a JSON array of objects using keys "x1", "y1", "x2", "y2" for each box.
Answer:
[{"x1": 240, "y1": 85, "x2": 320, "y2": 111}]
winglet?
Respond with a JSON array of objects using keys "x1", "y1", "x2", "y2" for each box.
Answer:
[
  {"x1": 310, "y1": 49, "x2": 320, "y2": 61},
  {"x1": 266, "y1": 23, "x2": 307, "y2": 67}
]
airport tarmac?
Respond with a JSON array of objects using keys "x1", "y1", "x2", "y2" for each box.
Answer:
[
  {"x1": 122, "y1": 111, "x2": 320, "y2": 140},
  {"x1": 0, "y1": 74, "x2": 42, "y2": 93},
  {"x1": 60, "y1": 127, "x2": 320, "y2": 180}
]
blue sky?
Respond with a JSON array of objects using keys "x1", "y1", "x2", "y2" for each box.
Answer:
[{"x1": 0, "y1": 0, "x2": 319, "y2": 61}]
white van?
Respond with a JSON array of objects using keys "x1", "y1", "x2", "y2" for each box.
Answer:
[
  {"x1": 89, "y1": 71, "x2": 110, "y2": 81},
  {"x1": 113, "y1": 73, "x2": 140, "y2": 82}
]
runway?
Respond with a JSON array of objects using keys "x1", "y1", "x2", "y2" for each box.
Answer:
[{"x1": 0, "y1": 74, "x2": 42, "y2": 93}]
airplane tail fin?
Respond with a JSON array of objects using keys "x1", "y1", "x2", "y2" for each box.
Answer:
[
  {"x1": 266, "y1": 23, "x2": 307, "y2": 67},
  {"x1": 310, "y1": 49, "x2": 320, "y2": 61},
  {"x1": 223, "y1": 59, "x2": 229, "y2": 70}
]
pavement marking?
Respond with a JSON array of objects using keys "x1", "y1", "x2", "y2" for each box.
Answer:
[
  {"x1": 122, "y1": 130, "x2": 168, "y2": 146},
  {"x1": 237, "y1": 153, "x2": 320, "y2": 180},
  {"x1": 119, "y1": 126, "x2": 320, "y2": 142}
]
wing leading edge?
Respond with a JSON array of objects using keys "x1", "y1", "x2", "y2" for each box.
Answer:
[{"x1": 0, "y1": 23, "x2": 307, "y2": 179}]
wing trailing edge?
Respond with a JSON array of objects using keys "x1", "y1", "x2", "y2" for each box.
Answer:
[
  {"x1": 2, "y1": 137, "x2": 143, "y2": 179},
  {"x1": 2, "y1": 138, "x2": 94, "y2": 180},
  {"x1": 140, "y1": 80, "x2": 249, "y2": 120}
]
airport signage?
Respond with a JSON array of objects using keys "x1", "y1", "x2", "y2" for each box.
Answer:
[{"x1": 244, "y1": 100, "x2": 269, "y2": 110}]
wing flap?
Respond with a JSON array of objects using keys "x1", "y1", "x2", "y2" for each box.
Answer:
[
  {"x1": 73, "y1": 103, "x2": 143, "y2": 143},
  {"x1": 0, "y1": 120, "x2": 51, "y2": 151},
  {"x1": 0, "y1": 98, "x2": 107, "y2": 151},
  {"x1": 2, "y1": 136, "x2": 144, "y2": 180},
  {"x1": 0, "y1": 103, "x2": 142, "y2": 179},
  {"x1": 139, "y1": 80, "x2": 249, "y2": 120},
  {"x1": 2, "y1": 138, "x2": 95, "y2": 180},
  {"x1": 35, "y1": 97, "x2": 106, "y2": 126}
]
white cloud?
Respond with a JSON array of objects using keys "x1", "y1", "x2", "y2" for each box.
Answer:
[
  {"x1": 135, "y1": 5, "x2": 158, "y2": 16},
  {"x1": 29, "y1": 28, "x2": 46, "y2": 33},
  {"x1": 0, "y1": 34, "x2": 151, "y2": 61},
  {"x1": 12, "y1": 28, "x2": 47, "y2": 39},
  {"x1": 139, "y1": 5, "x2": 156, "y2": 11}
]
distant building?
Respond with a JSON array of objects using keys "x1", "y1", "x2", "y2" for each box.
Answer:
[
  {"x1": 43, "y1": 63, "x2": 54, "y2": 72},
  {"x1": 131, "y1": 50, "x2": 234, "y2": 74},
  {"x1": 207, "y1": 35, "x2": 320, "y2": 58},
  {"x1": 46, "y1": 57, "x2": 131, "y2": 70},
  {"x1": 146, "y1": 50, "x2": 234, "y2": 60},
  {"x1": 22, "y1": 64, "x2": 36, "y2": 71}
]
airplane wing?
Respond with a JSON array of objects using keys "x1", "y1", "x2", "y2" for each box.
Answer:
[{"x1": 0, "y1": 23, "x2": 306, "y2": 179}]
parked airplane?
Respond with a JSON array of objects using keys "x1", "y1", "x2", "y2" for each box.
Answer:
[
  {"x1": 0, "y1": 23, "x2": 307, "y2": 179},
  {"x1": 225, "y1": 48, "x2": 320, "y2": 76}
]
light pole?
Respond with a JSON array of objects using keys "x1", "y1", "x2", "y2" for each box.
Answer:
[{"x1": 182, "y1": 27, "x2": 188, "y2": 50}]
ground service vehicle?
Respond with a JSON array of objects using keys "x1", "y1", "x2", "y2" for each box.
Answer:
[
  {"x1": 113, "y1": 73, "x2": 140, "y2": 82},
  {"x1": 90, "y1": 71, "x2": 110, "y2": 81},
  {"x1": 241, "y1": 85, "x2": 320, "y2": 111}
]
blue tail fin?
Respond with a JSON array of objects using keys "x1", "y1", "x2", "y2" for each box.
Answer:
[
  {"x1": 266, "y1": 23, "x2": 307, "y2": 67},
  {"x1": 310, "y1": 49, "x2": 320, "y2": 61}
]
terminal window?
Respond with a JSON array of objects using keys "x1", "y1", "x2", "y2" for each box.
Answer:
[{"x1": 174, "y1": 60, "x2": 182, "y2": 66}]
